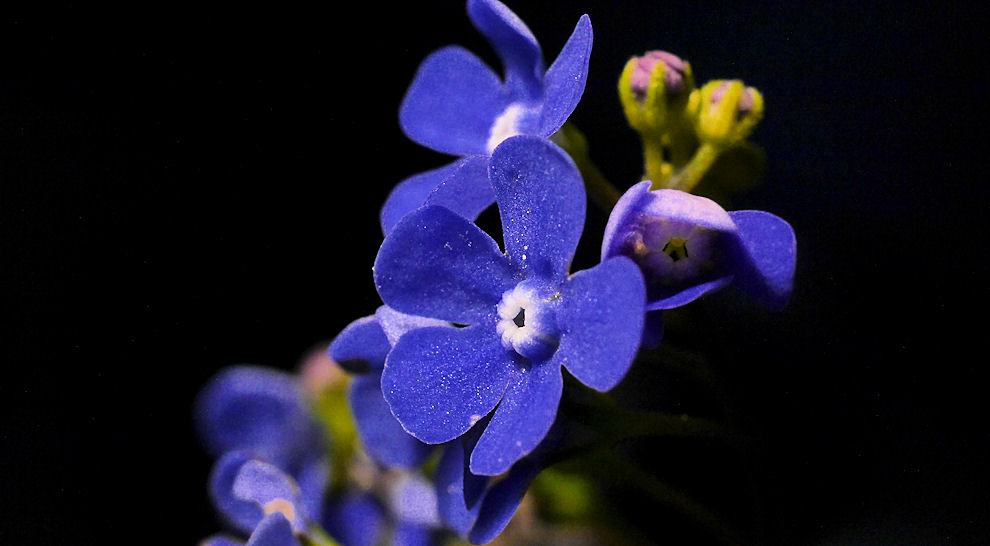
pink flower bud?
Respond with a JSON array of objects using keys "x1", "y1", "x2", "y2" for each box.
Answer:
[
  {"x1": 710, "y1": 81, "x2": 755, "y2": 119},
  {"x1": 629, "y1": 50, "x2": 688, "y2": 103}
]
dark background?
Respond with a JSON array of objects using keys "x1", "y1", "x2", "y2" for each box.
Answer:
[{"x1": 2, "y1": 1, "x2": 987, "y2": 544}]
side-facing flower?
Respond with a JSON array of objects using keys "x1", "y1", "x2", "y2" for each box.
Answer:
[
  {"x1": 380, "y1": 0, "x2": 593, "y2": 233},
  {"x1": 602, "y1": 181, "x2": 796, "y2": 344},
  {"x1": 373, "y1": 135, "x2": 646, "y2": 477}
]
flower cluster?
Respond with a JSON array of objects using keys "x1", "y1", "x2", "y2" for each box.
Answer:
[{"x1": 195, "y1": 1, "x2": 796, "y2": 544}]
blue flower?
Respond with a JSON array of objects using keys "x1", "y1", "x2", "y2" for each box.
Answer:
[
  {"x1": 195, "y1": 366, "x2": 330, "y2": 534},
  {"x1": 325, "y1": 473, "x2": 444, "y2": 546},
  {"x1": 602, "y1": 181, "x2": 797, "y2": 345},
  {"x1": 201, "y1": 451, "x2": 309, "y2": 546},
  {"x1": 373, "y1": 135, "x2": 646, "y2": 477},
  {"x1": 380, "y1": 0, "x2": 593, "y2": 233},
  {"x1": 329, "y1": 306, "x2": 448, "y2": 468}
]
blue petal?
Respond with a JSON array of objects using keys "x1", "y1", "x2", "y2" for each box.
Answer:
[
  {"x1": 350, "y1": 373, "x2": 433, "y2": 468},
  {"x1": 399, "y1": 46, "x2": 510, "y2": 156},
  {"x1": 375, "y1": 306, "x2": 450, "y2": 348},
  {"x1": 467, "y1": 0, "x2": 544, "y2": 100},
  {"x1": 435, "y1": 442, "x2": 483, "y2": 536},
  {"x1": 330, "y1": 316, "x2": 390, "y2": 373},
  {"x1": 468, "y1": 461, "x2": 542, "y2": 545},
  {"x1": 381, "y1": 161, "x2": 465, "y2": 235},
  {"x1": 392, "y1": 522, "x2": 437, "y2": 546},
  {"x1": 209, "y1": 451, "x2": 264, "y2": 534},
  {"x1": 555, "y1": 257, "x2": 645, "y2": 391},
  {"x1": 728, "y1": 210, "x2": 797, "y2": 309},
  {"x1": 381, "y1": 325, "x2": 515, "y2": 444},
  {"x1": 489, "y1": 136, "x2": 585, "y2": 284},
  {"x1": 424, "y1": 155, "x2": 495, "y2": 225},
  {"x1": 200, "y1": 535, "x2": 244, "y2": 546},
  {"x1": 645, "y1": 277, "x2": 734, "y2": 311},
  {"x1": 245, "y1": 513, "x2": 301, "y2": 546},
  {"x1": 374, "y1": 205, "x2": 518, "y2": 325},
  {"x1": 195, "y1": 366, "x2": 313, "y2": 468},
  {"x1": 389, "y1": 475, "x2": 441, "y2": 527},
  {"x1": 294, "y1": 455, "x2": 329, "y2": 526},
  {"x1": 537, "y1": 15, "x2": 593, "y2": 137},
  {"x1": 324, "y1": 493, "x2": 386, "y2": 546},
  {"x1": 232, "y1": 460, "x2": 304, "y2": 532},
  {"x1": 469, "y1": 364, "x2": 562, "y2": 476}
]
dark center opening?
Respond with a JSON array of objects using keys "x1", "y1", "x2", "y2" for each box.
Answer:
[
  {"x1": 662, "y1": 238, "x2": 689, "y2": 262},
  {"x1": 513, "y1": 308, "x2": 526, "y2": 328}
]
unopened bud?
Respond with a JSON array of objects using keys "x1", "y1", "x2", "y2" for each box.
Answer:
[{"x1": 629, "y1": 50, "x2": 689, "y2": 104}]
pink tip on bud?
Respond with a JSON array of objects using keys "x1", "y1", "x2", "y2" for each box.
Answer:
[
  {"x1": 299, "y1": 343, "x2": 345, "y2": 394},
  {"x1": 630, "y1": 51, "x2": 688, "y2": 103},
  {"x1": 710, "y1": 81, "x2": 755, "y2": 119}
]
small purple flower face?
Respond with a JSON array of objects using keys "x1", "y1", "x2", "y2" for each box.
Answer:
[
  {"x1": 629, "y1": 50, "x2": 689, "y2": 103},
  {"x1": 603, "y1": 182, "x2": 796, "y2": 314}
]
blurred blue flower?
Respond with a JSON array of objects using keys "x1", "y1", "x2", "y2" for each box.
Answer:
[
  {"x1": 195, "y1": 366, "x2": 330, "y2": 536},
  {"x1": 602, "y1": 182, "x2": 797, "y2": 345},
  {"x1": 201, "y1": 451, "x2": 308, "y2": 546},
  {"x1": 380, "y1": 0, "x2": 593, "y2": 233},
  {"x1": 325, "y1": 473, "x2": 443, "y2": 546},
  {"x1": 374, "y1": 135, "x2": 645, "y2": 477}
]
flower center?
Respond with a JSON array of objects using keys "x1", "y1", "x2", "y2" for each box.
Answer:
[
  {"x1": 623, "y1": 217, "x2": 720, "y2": 286},
  {"x1": 486, "y1": 103, "x2": 536, "y2": 153},
  {"x1": 495, "y1": 284, "x2": 559, "y2": 361}
]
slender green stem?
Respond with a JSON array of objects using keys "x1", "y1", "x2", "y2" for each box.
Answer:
[{"x1": 666, "y1": 142, "x2": 723, "y2": 192}]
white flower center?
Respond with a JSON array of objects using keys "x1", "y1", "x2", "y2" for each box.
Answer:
[
  {"x1": 486, "y1": 103, "x2": 534, "y2": 153},
  {"x1": 495, "y1": 284, "x2": 559, "y2": 361}
]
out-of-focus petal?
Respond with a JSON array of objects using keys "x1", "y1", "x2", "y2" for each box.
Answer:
[
  {"x1": 392, "y1": 522, "x2": 437, "y2": 546},
  {"x1": 324, "y1": 493, "x2": 386, "y2": 546},
  {"x1": 400, "y1": 46, "x2": 510, "y2": 156},
  {"x1": 245, "y1": 513, "x2": 301, "y2": 546},
  {"x1": 381, "y1": 325, "x2": 515, "y2": 444},
  {"x1": 232, "y1": 460, "x2": 305, "y2": 532},
  {"x1": 389, "y1": 475, "x2": 441, "y2": 527},
  {"x1": 467, "y1": 0, "x2": 543, "y2": 100},
  {"x1": 555, "y1": 257, "x2": 645, "y2": 392},
  {"x1": 209, "y1": 451, "x2": 265, "y2": 534},
  {"x1": 469, "y1": 363, "x2": 562, "y2": 476},
  {"x1": 728, "y1": 210, "x2": 797, "y2": 309},
  {"x1": 537, "y1": 15, "x2": 592, "y2": 136},
  {"x1": 200, "y1": 535, "x2": 244, "y2": 546},
  {"x1": 374, "y1": 206, "x2": 518, "y2": 325},
  {"x1": 489, "y1": 136, "x2": 585, "y2": 285},
  {"x1": 350, "y1": 374, "x2": 433, "y2": 468}
]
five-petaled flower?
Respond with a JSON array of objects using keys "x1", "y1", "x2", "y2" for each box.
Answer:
[
  {"x1": 373, "y1": 135, "x2": 646, "y2": 477},
  {"x1": 602, "y1": 181, "x2": 796, "y2": 345},
  {"x1": 379, "y1": 0, "x2": 593, "y2": 234}
]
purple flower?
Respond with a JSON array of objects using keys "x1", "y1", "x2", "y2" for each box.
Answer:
[
  {"x1": 380, "y1": 0, "x2": 593, "y2": 234},
  {"x1": 602, "y1": 181, "x2": 796, "y2": 344},
  {"x1": 373, "y1": 135, "x2": 646, "y2": 477}
]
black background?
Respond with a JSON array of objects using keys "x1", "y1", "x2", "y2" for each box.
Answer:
[{"x1": 2, "y1": 1, "x2": 987, "y2": 544}]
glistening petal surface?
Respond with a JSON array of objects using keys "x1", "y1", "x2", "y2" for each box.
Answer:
[
  {"x1": 469, "y1": 363, "x2": 562, "y2": 476},
  {"x1": 556, "y1": 257, "x2": 645, "y2": 391},
  {"x1": 375, "y1": 205, "x2": 517, "y2": 325},
  {"x1": 399, "y1": 46, "x2": 509, "y2": 156},
  {"x1": 489, "y1": 136, "x2": 585, "y2": 284},
  {"x1": 350, "y1": 374, "x2": 433, "y2": 468},
  {"x1": 329, "y1": 316, "x2": 390, "y2": 373},
  {"x1": 381, "y1": 325, "x2": 515, "y2": 444},
  {"x1": 538, "y1": 15, "x2": 593, "y2": 136}
]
